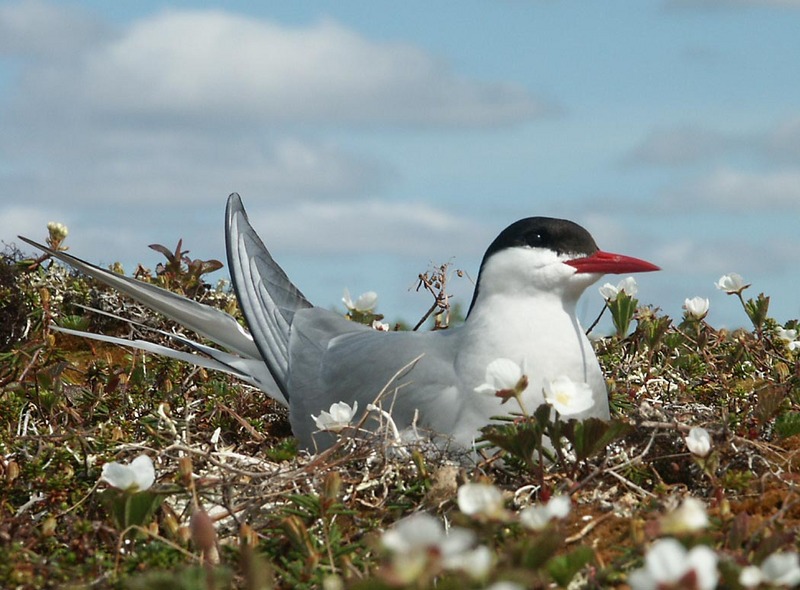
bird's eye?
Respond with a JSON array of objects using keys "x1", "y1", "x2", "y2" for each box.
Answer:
[{"x1": 523, "y1": 231, "x2": 544, "y2": 247}]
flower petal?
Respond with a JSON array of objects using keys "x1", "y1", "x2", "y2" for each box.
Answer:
[
  {"x1": 543, "y1": 376, "x2": 595, "y2": 416},
  {"x1": 686, "y1": 544, "x2": 719, "y2": 590},
  {"x1": 685, "y1": 427, "x2": 712, "y2": 457},
  {"x1": 644, "y1": 538, "x2": 688, "y2": 584},
  {"x1": 599, "y1": 283, "x2": 618, "y2": 301},
  {"x1": 617, "y1": 277, "x2": 638, "y2": 297},
  {"x1": 457, "y1": 483, "x2": 504, "y2": 518},
  {"x1": 129, "y1": 455, "x2": 155, "y2": 491},
  {"x1": 761, "y1": 552, "x2": 800, "y2": 586},
  {"x1": 101, "y1": 461, "x2": 136, "y2": 490},
  {"x1": 100, "y1": 454, "x2": 155, "y2": 491},
  {"x1": 544, "y1": 495, "x2": 571, "y2": 520}
]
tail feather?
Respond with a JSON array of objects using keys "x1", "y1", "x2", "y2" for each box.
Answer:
[
  {"x1": 18, "y1": 236, "x2": 261, "y2": 360},
  {"x1": 225, "y1": 193, "x2": 312, "y2": 401},
  {"x1": 53, "y1": 323, "x2": 259, "y2": 382},
  {"x1": 56, "y1": 304, "x2": 288, "y2": 405}
]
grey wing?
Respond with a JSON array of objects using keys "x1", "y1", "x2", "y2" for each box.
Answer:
[
  {"x1": 225, "y1": 193, "x2": 312, "y2": 401},
  {"x1": 18, "y1": 236, "x2": 260, "y2": 359},
  {"x1": 286, "y1": 308, "x2": 461, "y2": 449}
]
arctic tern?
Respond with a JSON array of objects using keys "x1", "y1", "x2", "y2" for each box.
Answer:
[{"x1": 22, "y1": 193, "x2": 659, "y2": 450}]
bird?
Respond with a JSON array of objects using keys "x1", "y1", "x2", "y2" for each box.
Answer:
[{"x1": 21, "y1": 193, "x2": 659, "y2": 451}]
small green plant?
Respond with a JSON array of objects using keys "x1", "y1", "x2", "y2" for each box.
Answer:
[{"x1": 148, "y1": 239, "x2": 223, "y2": 298}]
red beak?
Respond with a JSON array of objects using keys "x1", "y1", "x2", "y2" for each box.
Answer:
[{"x1": 565, "y1": 250, "x2": 660, "y2": 275}]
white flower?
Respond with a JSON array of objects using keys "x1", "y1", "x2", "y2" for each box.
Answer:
[
  {"x1": 618, "y1": 276, "x2": 639, "y2": 296},
  {"x1": 485, "y1": 583, "x2": 525, "y2": 590},
  {"x1": 371, "y1": 319, "x2": 390, "y2": 331},
  {"x1": 598, "y1": 283, "x2": 618, "y2": 301},
  {"x1": 739, "y1": 565, "x2": 763, "y2": 588},
  {"x1": 715, "y1": 272, "x2": 748, "y2": 294},
  {"x1": 683, "y1": 297, "x2": 710, "y2": 320},
  {"x1": 661, "y1": 497, "x2": 709, "y2": 534},
  {"x1": 599, "y1": 277, "x2": 638, "y2": 301},
  {"x1": 776, "y1": 326, "x2": 800, "y2": 352},
  {"x1": 544, "y1": 495, "x2": 571, "y2": 519},
  {"x1": 100, "y1": 455, "x2": 155, "y2": 492},
  {"x1": 442, "y1": 544, "x2": 493, "y2": 580},
  {"x1": 628, "y1": 538, "x2": 718, "y2": 590},
  {"x1": 474, "y1": 358, "x2": 527, "y2": 395},
  {"x1": 342, "y1": 288, "x2": 378, "y2": 312},
  {"x1": 312, "y1": 401, "x2": 358, "y2": 432},
  {"x1": 685, "y1": 427, "x2": 712, "y2": 458},
  {"x1": 47, "y1": 221, "x2": 69, "y2": 241},
  {"x1": 381, "y1": 512, "x2": 479, "y2": 583},
  {"x1": 760, "y1": 552, "x2": 800, "y2": 587},
  {"x1": 543, "y1": 376, "x2": 595, "y2": 416},
  {"x1": 457, "y1": 483, "x2": 506, "y2": 519},
  {"x1": 519, "y1": 495, "x2": 571, "y2": 530},
  {"x1": 740, "y1": 552, "x2": 800, "y2": 588}
]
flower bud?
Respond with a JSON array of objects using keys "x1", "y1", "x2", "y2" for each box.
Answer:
[
  {"x1": 683, "y1": 297, "x2": 710, "y2": 320},
  {"x1": 190, "y1": 507, "x2": 217, "y2": 558}
]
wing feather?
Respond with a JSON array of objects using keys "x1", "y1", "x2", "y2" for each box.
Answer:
[
  {"x1": 287, "y1": 308, "x2": 461, "y2": 448},
  {"x1": 225, "y1": 193, "x2": 312, "y2": 400}
]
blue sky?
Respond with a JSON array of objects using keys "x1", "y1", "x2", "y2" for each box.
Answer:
[{"x1": 1, "y1": 0, "x2": 799, "y2": 330}]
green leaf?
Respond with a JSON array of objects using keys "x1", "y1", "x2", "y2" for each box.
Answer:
[
  {"x1": 57, "y1": 314, "x2": 90, "y2": 331},
  {"x1": 609, "y1": 294, "x2": 638, "y2": 338},
  {"x1": 124, "y1": 565, "x2": 233, "y2": 590},
  {"x1": 744, "y1": 293, "x2": 770, "y2": 330},
  {"x1": 774, "y1": 411, "x2": 800, "y2": 438},
  {"x1": 521, "y1": 528, "x2": 565, "y2": 570},
  {"x1": 547, "y1": 545, "x2": 595, "y2": 586},
  {"x1": 288, "y1": 493, "x2": 322, "y2": 515},
  {"x1": 101, "y1": 489, "x2": 164, "y2": 531},
  {"x1": 124, "y1": 490, "x2": 164, "y2": 529},
  {"x1": 563, "y1": 418, "x2": 633, "y2": 461},
  {"x1": 533, "y1": 402, "x2": 553, "y2": 427},
  {"x1": 481, "y1": 419, "x2": 546, "y2": 471},
  {"x1": 640, "y1": 315, "x2": 672, "y2": 350}
]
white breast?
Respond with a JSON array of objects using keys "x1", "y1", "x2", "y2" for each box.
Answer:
[{"x1": 448, "y1": 248, "x2": 610, "y2": 446}]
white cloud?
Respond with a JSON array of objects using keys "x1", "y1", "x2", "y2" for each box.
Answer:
[
  {"x1": 0, "y1": 0, "x2": 110, "y2": 58},
  {"x1": 625, "y1": 126, "x2": 734, "y2": 166},
  {"x1": 248, "y1": 199, "x2": 488, "y2": 257},
  {"x1": 577, "y1": 212, "x2": 633, "y2": 251},
  {"x1": 626, "y1": 117, "x2": 800, "y2": 167},
  {"x1": 1, "y1": 135, "x2": 389, "y2": 207},
  {"x1": 764, "y1": 117, "x2": 800, "y2": 162},
  {"x1": 684, "y1": 167, "x2": 800, "y2": 210},
  {"x1": 652, "y1": 233, "x2": 799, "y2": 278},
  {"x1": 6, "y1": 7, "x2": 548, "y2": 127},
  {"x1": 85, "y1": 10, "x2": 546, "y2": 124}
]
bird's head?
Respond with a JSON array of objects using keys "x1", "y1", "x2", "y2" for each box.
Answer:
[{"x1": 467, "y1": 217, "x2": 659, "y2": 316}]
